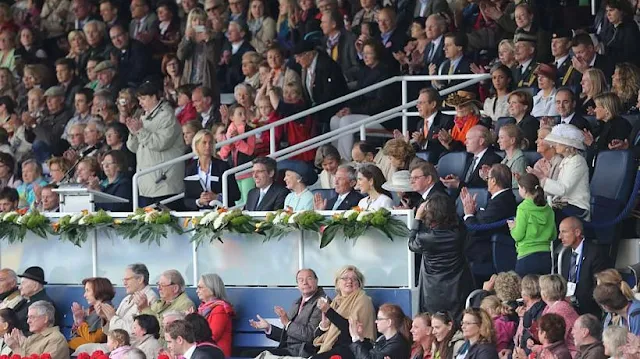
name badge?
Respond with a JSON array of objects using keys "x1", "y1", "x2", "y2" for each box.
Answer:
[
  {"x1": 566, "y1": 282, "x2": 577, "y2": 297},
  {"x1": 212, "y1": 176, "x2": 219, "y2": 182}
]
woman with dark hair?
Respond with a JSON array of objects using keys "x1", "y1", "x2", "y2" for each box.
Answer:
[
  {"x1": 185, "y1": 313, "x2": 214, "y2": 343},
  {"x1": 456, "y1": 308, "x2": 498, "y2": 359},
  {"x1": 409, "y1": 195, "x2": 474, "y2": 320},
  {"x1": 68, "y1": 277, "x2": 116, "y2": 349},
  {"x1": 161, "y1": 54, "x2": 184, "y2": 105},
  {"x1": 349, "y1": 303, "x2": 412, "y2": 359},
  {"x1": 382, "y1": 139, "x2": 422, "y2": 173},
  {"x1": 600, "y1": 0, "x2": 639, "y2": 66},
  {"x1": 431, "y1": 312, "x2": 465, "y2": 359},
  {"x1": 15, "y1": 26, "x2": 47, "y2": 66},
  {"x1": 0, "y1": 308, "x2": 18, "y2": 354},
  {"x1": 483, "y1": 65, "x2": 513, "y2": 123},
  {"x1": 393, "y1": 18, "x2": 429, "y2": 75},
  {"x1": 508, "y1": 174, "x2": 556, "y2": 276},
  {"x1": 513, "y1": 313, "x2": 571, "y2": 359},
  {"x1": 132, "y1": 314, "x2": 162, "y2": 359},
  {"x1": 91, "y1": 150, "x2": 133, "y2": 212},
  {"x1": 0, "y1": 152, "x2": 19, "y2": 189},
  {"x1": 315, "y1": 144, "x2": 345, "y2": 189},
  {"x1": 155, "y1": 0, "x2": 181, "y2": 55},
  {"x1": 104, "y1": 122, "x2": 135, "y2": 176},
  {"x1": 356, "y1": 164, "x2": 393, "y2": 210}
]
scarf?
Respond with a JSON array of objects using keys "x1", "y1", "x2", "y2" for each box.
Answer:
[
  {"x1": 313, "y1": 289, "x2": 376, "y2": 353},
  {"x1": 198, "y1": 299, "x2": 235, "y2": 318},
  {"x1": 451, "y1": 115, "x2": 479, "y2": 143},
  {"x1": 248, "y1": 18, "x2": 263, "y2": 34},
  {"x1": 0, "y1": 287, "x2": 17, "y2": 301}
]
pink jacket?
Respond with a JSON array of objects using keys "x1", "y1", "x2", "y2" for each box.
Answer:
[
  {"x1": 109, "y1": 346, "x2": 132, "y2": 359},
  {"x1": 531, "y1": 301, "x2": 578, "y2": 358},
  {"x1": 494, "y1": 315, "x2": 516, "y2": 352}
]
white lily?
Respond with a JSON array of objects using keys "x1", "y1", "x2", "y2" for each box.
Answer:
[
  {"x1": 200, "y1": 211, "x2": 219, "y2": 225},
  {"x1": 213, "y1": 211, "x2": 229, "y2": 230},
  {"x1": 131, "y1": 214, "x2": 143, "y2": 221},
  {"x1": 70, "y1": 213, "x2": 83, "y2": 224},
  {"x1": 16, "y1": 215, "x2": 25, "y2": 225},
  {"x1": 2, "y1": 211, "x2": 17, "y2": 221},
  {"x1": 288, "y1": 212, "x2": 301, "y2": 224},
  {"x1": 356, "y1": 211, "x2": 373, "y2": 222},
  {"x1": 343, "y1": 210, "x2": 358, "y2": 219},
  {"x1": 78, "y1": 216, "x2": 87, "y2": 225}
]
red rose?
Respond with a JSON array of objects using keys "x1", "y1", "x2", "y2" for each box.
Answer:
[
  {"x1": 330, "y1": 356, "x2": 342, "y2": 359},
  {"x1": 29, "y1": 354, "x2": 39, "y2": 359},
  {"x1": 158, "y1": 354, "x2": 171, "y2": 359},
  {"x1": 41, "y1": 353, "x2": 52, "y2": 359},
  {"x1": 78, "y1": 353, "x2": 90, "y2": 359},
  {"x1": 91, "y1": 351, "x2": 105, "y2": 359},
  {"x1": 0, "y1": 354, "x2": 10, "y2": 359},
  {"x1": 9, "y1": 354, "x2": 20, "y2": 359}
]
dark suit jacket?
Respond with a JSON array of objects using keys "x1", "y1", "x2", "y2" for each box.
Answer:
[
  {"x1": 15, "y1": 288, "x2": 60, "y2": 334},
  {"x1": 183, "y1": 158, "x2": 241, "y2": 210},
  {"x1": 422, "y1": 37, "x2": 446, "y2": 72},
  {"x1": 396, "y1": 0, "x2": 450, "y2": 32},
  {"x1": 413, "y1": 111, "x2": 454, "y2": 160},
  {"x1": 350, "y1": 62, "x2": 400, "y2": 129},
  {"x1": 301, "y1": 51, "x2": 348, "y2": 122},
  {"x1": 513, "y1": 60, "x2": 539, "y2": 89},
  {"x1": 191, "y1": 343, "x2": 225, "y2": 359},
  {"x1": 244, "y1": 183, "x2": 290, "y2": 211},
  {"x1": 556, "y1": 57, "x2": 582, "y2": 89},
  {"x1": 560, "y1": 240, "x2": 610, "y2": 317},
  {"x1": 593, "y1": 54, "x2": 614, "y2": 83},
  {"x1": 595, "y1": 116, "x2": 631, "y2": 151},
  {"x1": 219, "y1": 40, "x2": 255, "y2": 92},
  {"x1": 322, "y1": 30, "x2": 360, "y2": 82},
  {"x1": 96, "y1": 176, "x2": 133, "y2": 212},
  {"x1": 565, "y1": 113, "x2": 591, "y2": 132},
  {"x1": 267, "y1": 288, "x2": 326, "y2": 357},
  {"x1": 437, "y1": 57, "x2": 473, "y2": 90},
  {"x1": 459, "y1": 149, "x2": 504, "y2": 189},
  {"x1": 117, "y1": 39, "x2": 153, "y2": 88},
  {"x1": 626, "y1": 120, "x2": 640, "y2": 159},
  {"x1": 407, "y1": 182, "x2": 448, "y2": 209},
  {"x1": 464, "y1": 189, "x2": 517, "y2": 228},
  {"x1": 518, "y1": 115, "x2": 540, "y2": 151},
  {"x1": 381, "y1": 29, "x2": 408, "y2": 69},
  {"x1": 62, "y1": 77, "x2": 84, "y2": 111},
  {"x1": 326, "y1": 190, "x2": 363, "y2": 210}
]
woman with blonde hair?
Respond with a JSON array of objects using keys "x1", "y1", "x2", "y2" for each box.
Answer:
[
  {"x1": 177, "y1": 8, "x2": 219, "y2": 93},
  {"x1": 410, "y1": 313, "x2": 433, "y2": 359},
  {"x1": 533, "y1": 275, "x2": 578, "y2": 356},
  {"x1": 349, "y1": 303, "x2": 412, "y2": 359},
  {"x1": 247, "y1": 0, "x2": 276, "y2": 54},
  {"x1": 602, "y1": 326, "x2": 628, "y2": 359},
  {"x1": 497, "y1": 124, "x2": 526, "y2": 188},
  {"x1": 587, "y1": 92, "x2": 631, "y2": 152},
  {"x1": 595, "y1": 268, "x2": 639, "y2": 300},
  {"x1": 456, "y1": 308, "x2": 498, "y2": 359},
  {"x1": 611, "y1": 62, "x2": 640, "y2": 113},
  {"x1": 480, "y1": 296, "x2": 515, "y2": 352},
  {"x1": 275, "y1": 0, "x2": 301, "y2": 52},
  {"x1": 497, "y1": 39, "x2": 517, "y2": 69},
  {"x1": 66, "y1": 30, "x2": 88, "y2": 74},
  {"x1": 532, "y1": 126, "x2": 563, "y2": 181},
  {"x1": 313, "y1": 265, "x2": 376, "y2": 358},
  {"x1": 579, "y1": 68, "x2": 607, "y2": 116}
]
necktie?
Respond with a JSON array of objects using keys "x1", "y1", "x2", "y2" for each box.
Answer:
[
  {"x1": 448, "y1": 62, "x2": 455, "y2": 75},
  {"x1": 633, "y1": 130, "x2": 640, "y2": 146},
  {"x1": 569, "y1": 251, "x2": 579, "y2": 282},
  {"x1": 464, "y1": 156, "x2": 478, "y2": 182},
  {"x1": 332, "y1": 195, "x2": 344, "y2": 210},
  {"x1": 256, "y1": 190, "x2": 266, "y2": 209},
  {"x1": 423, "y1": 120, "x2": 430, "y2": 138},
  {"x1": 427, "y1": 44, "x2": 435, "y2": 63}
]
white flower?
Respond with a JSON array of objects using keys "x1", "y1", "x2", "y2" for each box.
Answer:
[
  {"x1": 2, "y1": 211, "x2": 17, "y2": 221},
  {"x1": 288, "y1": 212, "x2": 301, "y2": 224},
  {"x1": 200, "y1": 211, "x2": 219, "y2": 225},
  {"x1": 144, "y1": 212, "x2": 156, "y2": 223},
  {"x1": 356, "y1": 211, "x2": 372, "y2": 222},
  {"x1": 16, "y1": 215, "x2": 25, "y2": 225},
  {"x1": 70, "y1": 213, "x2": 83, "y2": 224},
  {"x1": 213, "y1": 211, "x2": 229, "y2": 230},
  {"x1": 343, "y1": 210, "x2": 358, "y2": 219},
  {"x1": 78, "y1": 216, "x2": 86, "y2": 225}
]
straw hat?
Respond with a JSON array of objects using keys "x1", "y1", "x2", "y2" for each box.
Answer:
[
  {"x1": 382, "y1": 170, "x2": 413, "y2": 193},
  {"x1": 444, "y1": 90, "x2": 482, "y2": 108},
  {"x1": 544, "y1": 124, "x2": 585, "y2": 150}
]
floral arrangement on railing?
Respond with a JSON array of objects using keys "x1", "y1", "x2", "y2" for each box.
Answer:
[
  {"x1": 115, "y1": 208, "x2": 183, "y2": 245},
  {"x1": 77, "y1": 350, "x2": 109, "y2": 359},
  {"x1": 188, "y1": 208, "x2": 256, "y2": 246},
  {"x1": 0, "y1": 209, "x2": 50, "y2": 243},
  {"x1": 320, "y1": 207, "x2": 410, "y2": 248},
  {"x1": 3, "y1": 354, "x2": 54, "y2": 359},
  {"x1": 54, "y1": 209, "x2": 114, "y2": 246},
  {"x1": 255, "y1": 209, "x2": 327, "y2": 241}
]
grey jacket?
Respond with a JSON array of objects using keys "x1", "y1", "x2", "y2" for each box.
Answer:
[{"x1": 266, "y1": 288, "x2": 326, "y2": 357}]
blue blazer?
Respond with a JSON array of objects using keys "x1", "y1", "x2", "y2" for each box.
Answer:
[{"x1": 183, "y1": 157, "x2": 241, "y2": 210}]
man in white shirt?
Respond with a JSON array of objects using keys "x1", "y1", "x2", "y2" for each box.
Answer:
[
  {"x1": 423, "y1": 14, "x2": 447, "y2": 69},
  {"x1": 555, "y1": 88, "x2": 591, "y2": 131},
  {"x1": 165, "y1": 320, "x2": 224, "y2": 359}
]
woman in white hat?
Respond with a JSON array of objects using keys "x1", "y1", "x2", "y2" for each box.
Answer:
[
  {"x1": 527, "y1": 124, "x2": 591, "y2": 221},
  {"x1": 382, "y1": 170, "x2": 412, "y2": 206}
]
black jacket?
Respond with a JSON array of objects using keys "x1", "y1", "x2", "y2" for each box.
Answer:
[
  {"x1": 301, "y1": 51, "x2": 348, "y2": 122},
  {"x1": 267, "y1": 288, "x2": 326, "y2": 357},
  {"x1": 116, "y1": 39, "x2": 153, "y2": 88},
  {"x1": 350, "y1": 333, "x2": 411, "y2": 359},
  {"x1": 459, "y1": 149, "x2": 504, "y2": 189},
  {"x1": 625, "y1": 120, "x2": 640, "y2": 159},
  {"x1": 464, "y1": 189, "x2": 517, "y2": 229},
  {"x1": 25, "y1": 108, "x2": 74, "y2": 156},
  {"x1": 218, "y1": 40, "x2": 255, "y2": 92},
  {"x1": 517, "y1": 115, "x2": 540, "y2": 151},
  {"x1": 513, "y1": 60, "x2": 539, "y2": 89},
  {"x1": 436, "y1": 57, "x2": 473, "y2": 91},
  {"x1": 406, "y1": 183, "x2": 448, "y2": 210},
  {"x1": 422, "y1": 37, "x2": 446, "y2": 72},
  {"x1": 183, "y1": 158, "x2": 241, "y2": 210},
  {"x1": 326, "y1": 190, "x2": 363, "y2": 211},
  {"x1": 15, "y1": 288, "x2": 60, "y2": 334},
  {"x1": 62, "y1": 77, "x2": 84, "y2": 111},
  {"x1": 565, "y1": 114, "x2": 592, "y2": 132},
  {"x1": 593, "y1": 54, "x2": 614, "y2": 83},
  {"x1": 322, "y1": 30, "x2": 360, "y2": 82},
  {"x1": 245, "y1": 183, "x2": 290, "y2": 211},
  {"x1": 466, "y1": 342, "x2": 499, "y2": 359},
  {"x1": 409, "y1": 220, "x2": 474, "y2": 320},
  {"x1": 350, "y1": 62, "x2": 400, "y2": 130},
  {"x1": 601, "y1": 19, "x2": 640, "y2": 67},
  {"x1": 191, "y1": 343, "x2": 225, "y2": 359},
  {"x1": 413, "y1": 111, "x2": 454, "y2": 160},
  {"x1": 595, "y1": 116, "x2": 631, "y2": 151},
  {"x1": 560, "y1": 240, "x2": 611, "y2": 317},
  {"x1": 96, "y1": 176, "x2": 133, "y2": 212}
]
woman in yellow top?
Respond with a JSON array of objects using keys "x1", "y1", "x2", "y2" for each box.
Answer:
[{"x1": 68, "y1": 277, "x2": 116, "y2": 350}]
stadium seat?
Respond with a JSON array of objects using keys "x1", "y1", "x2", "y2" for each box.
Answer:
[
  {"x1": 623, "y1": 114, "x2": 639, "y2": 128},
  {"x1": 523, "y1": 151, "x2": 542, "y2": 166},
  {"x1": 312, "y1": 189, "x2": 337, "y2": 203},
  {"x1": 495, "y1": 117, "x2": 515, "y2": 135},
  {"x1": 437, "y1": 152, "x2": 471, "y2": 179},
  {"x1": 629, "y1": 262, "x2": 640, "y2": 290},
  {"x1": 583, "y1": 116, "x2": 601, "y2": 133},
  {"x1": 589, "y1": 150, "x2": 637, "y2": 244},
  {"x1": 456, "y1": 188, "x2": 490, "y2": 217},
  {"x1": 416, "y1": 151, "x2": 435, "y2": 163},
  {"x1": 491, "y1": 233, "x2": 517, "y2": 273}
]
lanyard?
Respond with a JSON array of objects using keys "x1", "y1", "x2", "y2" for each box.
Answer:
[
  {"x1": 199, "y1": 161, "x2": 212, "y2": 192},
  {"x1": 571, "y1": 251, "x2": 583, "y2": 283}
]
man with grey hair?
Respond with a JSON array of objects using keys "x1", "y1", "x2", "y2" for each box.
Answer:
[
  {"x1": 313, "y1": 165, "x2": 362, "y2": 210},
  {"x1": 0, "y1": 269, "x2": 22, "y2": 310},
  {"x1": 137, "y1": 269, "x2": 194, "y2": 334},
  {"x1": 572, "y1": 314, "x2": 606, "y2": 359},
  {"x1": 161, "y1": 310, "x2": 185, "y2": 329},
  {"x1": 6, "y1": 301, "x2": 68, "y2": 359}
]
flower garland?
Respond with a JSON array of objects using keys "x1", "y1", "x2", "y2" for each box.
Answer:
[
  {"x1": 54, "y1": 209, "x2": 114, "y2": 246},
  {"x1": 115, "y1": 208, "x2": 183, "y2": 245},
  {"x1": 77, "y1": 350, "x2": 109, "y2": 359},
  {"x1": 255, "y1": 209, "x2": 327, "y2": 241},
  {"x1": 3, "y1": 354, "x2": 54, "y2": 359},
  {"x1": 0, "y1": 209, "x2": 50, "y2": 243},
  {"x1": 320, "y1": 207, "x2": 410, "y2": 248},
  {"x1": 188, "y1": 208, "x2": 256, "y2": 247}
]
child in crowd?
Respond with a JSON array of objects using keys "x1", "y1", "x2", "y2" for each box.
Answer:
[
  {"x1": 219, "y1": 105, "x2": 255, "y2": 206},
  {"x1": 252, "y1": 95, "x2": 279, "y2": 157},
  {"x1": 107, "y1": 329, "x2": 131, "y2": 359},
  {"x1": 480, "y1": 295, "x2": 516, "y2": 352},
  {"x1": 508, "y1": 173, "x2": 556, "y2": 277},
  {"x1": 175, "y1": 85, "x2": 197, "y2": 125},
  {"x1": 211, "y1": 122, "x2": 227, "y2": 158}
]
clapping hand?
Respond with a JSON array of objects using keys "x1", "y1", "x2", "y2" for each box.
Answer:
[
  {"x1": 4, "y1": 328, "x2": 25, "y2": 350},
  {"x1": 348, "y1": 318, "x2": 364, "y2": 342},
  {"x1": 134, "y1": 291, "x2": 149, "y2": 311},
  {"x1": 317, "y1": 296, "x2": 330, "y2": 313},
  {"x1": 437, "y1": 129, "x2": 452, "y2": 148},
  {"x1": 483, "y1": 274, "x2": 497, "y2": 291},
  {"x1": 583, "y1": 129, "x2": 594, "y2": 146},
  {"x1": 71, "y1": 302, "x2": 86, "y2": 324},
  {"x1": 460, "y1": 187, "x2": 477, "y2": 216},
  {"x1": 392, "y1": 129, "x2": 409, "y2": 142},
  {"x1": 507, "y1": 219, "x2": 515, "y2": 230},
  {"x1": 125, "y1": 117, "x2": 143, "y2": 134},
  {"x1": 313, "y1": 193, "x2": 327, "y2": 210},
  {"x1": 274, "y1": 306, "x2": 290, "y2": 326},
  {"x1": 415, "y1": 201, "x2": 427, "y2": 220},
  {"x1": 609, "y1": 138, "x2": 629, "y2": 150},
  {"x1": 439, "y1": 174, "x2": 460, "y2": 189},
  {"x1": 479, "y1": 164, "x2": 491, "y2": 181},
  {"x1": 199, "y1": 191, "x2": 216, "y2": 205},
  {"x1": 428, "y1": 63, "x2": 437, "y2": 75},
  {"x1": 249, "y1": 314, "x2": 270, "y2": 330},
  {"x1": 97, "y1": 302, "x2": 116, "y2": 321}
]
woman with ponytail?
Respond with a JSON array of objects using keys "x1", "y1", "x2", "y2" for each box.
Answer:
[
  {"x1": 497, "y1": 124, "x2": 527, "y2": 188},
  {"x1": 410, "y1": 313, "x2": 434, "y2": 359},
  {"x1": 596, "y1": 269, "x2": 639, "y2": 300},
  {"x1": 480, "y1": 296, "x2": 516, "y2": 352},
  {"x1": 508, "y1": 173, "x2": 556, "y2": 276},
  {"x1": 349, "y1": 303, "x2": 412, "y2": 359}
]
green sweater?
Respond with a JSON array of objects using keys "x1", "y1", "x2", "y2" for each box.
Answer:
[{"x1": 510, "y1": 198, "x2": 557, "y2": 258}]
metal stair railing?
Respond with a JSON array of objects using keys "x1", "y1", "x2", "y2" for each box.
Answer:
[{"x1": 132, "y1": 73, "x2": 490, "y2": 208}]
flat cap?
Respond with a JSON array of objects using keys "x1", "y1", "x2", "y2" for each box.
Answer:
[{"x1": 43, "y1": 86, "x2": 65, "y2": 97}]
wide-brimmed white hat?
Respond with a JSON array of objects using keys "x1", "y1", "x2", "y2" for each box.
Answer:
[
  {"x1": 544, "y1": 123, "x2": 585, "y2": 150},
  {"x1": 382, "y1": 170, "x2": 413, "y2": 193}
]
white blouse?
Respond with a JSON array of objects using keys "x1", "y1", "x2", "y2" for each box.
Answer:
[
  {"x1": 357, "y1": 194, "x2": 394, "y2": 210},
  {"x1": 531, "y1": 89, "x2": 559, "y2": 118}
]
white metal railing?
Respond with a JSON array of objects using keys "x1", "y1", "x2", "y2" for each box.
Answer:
[{"x1": 132, "y1": 74, "x2": 490, "y2": 208}]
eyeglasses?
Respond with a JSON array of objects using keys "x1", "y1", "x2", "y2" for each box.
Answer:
[
  {"x1": 156, "y1": 282, "x2": 175, "y2": 288},
  {"x1": 410, "y1": 175, "x2": 426, "y2": 182},
  {"x1": 339, "y1": 276, "x2": 358, "y2": 283}
]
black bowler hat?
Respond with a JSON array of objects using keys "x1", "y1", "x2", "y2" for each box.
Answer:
[
  {"x1": 552, "y1": 28, "x2": 573, "y2": 40},
  {"x1": 18, "y1": 266, "x2": 47, "y2": 285},
  {"x1": 292, "y1": 39, "x2": 317, "y2": 56}
]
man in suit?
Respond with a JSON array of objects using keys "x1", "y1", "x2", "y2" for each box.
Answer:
[
  {"x1": 422, "y1": 14, "x2": 447, "y2": 72},
  {"x1": 248, "y1": 269, "x2": 325, "y2": 357},
  {"x1": 431, "y1": 32, "x2": 472, "y2": 91},
  {"x1": 109, "y1": 25, "x2": 153, "y2": 88},
  {"x1": 559, "y1": 216, "x2": 610, "y2": 317},
  {"x1": 551, "y1": 29, "x2": 581, "y2": 89},
  {"x1": 192, "y1": 87, "x2": 218, "y2": 129},
  {"x1": 320, "y1": 11, "x2": 359, "y2": 82},
  {"x1": 245, "y1": 157, "x2": 289, "y2": 211},
  {"x1": 512, "y1": 30, "x2": 539, "y2": 89},
  {"x1": 293, "y1": 39, "x2": 348, "y2": 123},
  {"x1": 402, "y1": 161, "x2": 447, "y2": 209},
  {"x1": 461, "y1": 164, "x2": 517, "y2": 266},
  {"x1": 14, "y1": 266, "x2": 60, "y2": 333},
  {"x1": 165, "y1": 320, "x2": 225, "y2": 359},
  {"x1": 71, "y1": 0, "x2": 100, "y2": 31},
  {"x1": 571, "y1": 33, "x2": 614, "y2": 83},
  {"x1": 556, "y1": 88, "x2": 592, "y2": 132},
  {"x1": 440, "y1": 125, "x2": 503, "y2": 190},
  {"x1": 377, "y1": 8, "x2": 408, "y2": 68},
  {"x1": 54, "y1": 58, "x2": 84, "y2": 111},
  {"x1": 408, "y1": 88, "x2": 453, "y2": 161},
  {"x1": 219, "y1": 20, "x2": 255, "y2": 92},
  {"x1": 100, "y1": 0, "x2": 129, "y2": 32},
  {"x1": 396, "y1": 0, "x2": 450, "y2": 33},
  {"x1": 129, "y1": 0, "x2": 158, "y2": 45},
  {"x1": 314, "y1": 165, "x2": 363, "y2": 210}
]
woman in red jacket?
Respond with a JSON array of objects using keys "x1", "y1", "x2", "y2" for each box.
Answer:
[{"x1": 197, "y1": 273, "x2": 235, "y2": 357}]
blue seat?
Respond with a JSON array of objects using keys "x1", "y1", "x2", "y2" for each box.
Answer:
[
  {"x1": 456, "y1": 188, "x2": 490, "y2": 217},
  {"x1": 623, "y1": 114, "x2": 639, "y2": 128},
  {"x1": 492, "y1": 233, "x2": 517, "y2": 273},
  {"x1": 437, "y1": 152, "x2": 471, "y2": 179},
  {"x1": 523, "y1": 151, "x2": 542, "y2": 166},
  {"x1": 495, "y1": 117, "x2": 515, "y2": 135},
  {"x1": 589, "y1": 150, "x2": 637, "y2": 244},
  {"x1": 416, "y1": 151, "x2": 435, "y2": 163},
  {"x1": 312, "y1": 189, "x2": 337, "y2": 203}
]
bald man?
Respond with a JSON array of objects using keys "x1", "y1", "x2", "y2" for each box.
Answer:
[
  {"x1": 0, "y1": 269, "x2": 22, "y2": 309},
  {"x1": 440, "y1": 125, "x2": 503, "y2": 190},
  {"x1": 558, "y1": 217, "x2": 610, "y2": 317}
]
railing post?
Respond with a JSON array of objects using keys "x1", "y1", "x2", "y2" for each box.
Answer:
[
  {"x1": 360, "y1": 124, "x2": 366, "y2": 141},
  {"x1": 222, "y1": 173, "x2": 229, "y2": 208},
  {"x1": 402, "y1": 79, "x2": 408, "y2": 136},
  {"x1": 269, "y1": 127, "x2": 276, "y2": 154},
  {"x1": 132, "y1": 173, "x2": 139, "y2": 209}
]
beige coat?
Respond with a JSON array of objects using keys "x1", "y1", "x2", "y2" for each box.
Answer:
[
  {"x1": 18, "y1": 326, "x2": 68, "y2": 359},
  {"x1": 127, "y1": 100, "x2": 186, "y2": 197},
  {"x1": 177, "y1": 37, "x2": 219, "y2": 101},
  {"x1": 133, "y1": 334, "x2": 162, "y2": 359},
  {"x1": 0, "y1": 290, "x2": 22, "y2": 310},
  {"x1": 249, "y1": 17, "x2": 277, "y2": 54},
  {"x1": 40, "y1": 0, "x2": 71, "y2": 38},
  {"x1": 141, "y1": 292, "x2": 195, "y2": 335},
  {"x1": 104, "y1": 286, "x2": 158, "y2": 335}
]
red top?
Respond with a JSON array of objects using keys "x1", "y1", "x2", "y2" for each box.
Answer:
[
  {"x1": 177, "y1": 102, "x2": 198, "y2": 125},
  {"x1": 199, "y1": 300, "x2": 235, "y2": 357}
]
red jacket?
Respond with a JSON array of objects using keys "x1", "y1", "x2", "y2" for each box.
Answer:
[
  {"x1": 199, "y1": 300, "x2": 235, "y2": 357},
  {"x1": 177, "y1": 102, "x2": 198, "y2": 125}
]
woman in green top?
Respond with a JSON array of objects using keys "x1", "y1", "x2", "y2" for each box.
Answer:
[{"x1": 508, "y1": 173, "x2": 556, "y2": 277}]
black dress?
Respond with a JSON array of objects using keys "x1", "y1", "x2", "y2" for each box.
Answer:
[{"x1": 408, "y1": 220, "x2": 474, "y2": 320}]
